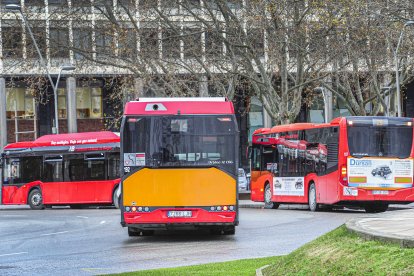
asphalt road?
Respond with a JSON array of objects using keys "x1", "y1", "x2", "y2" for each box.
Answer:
[{"x1": 0, "y1": 206, "x2": 369, "y2": 276}]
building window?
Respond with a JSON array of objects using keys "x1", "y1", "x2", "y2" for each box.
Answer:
[
  {"x1": 2, "y1": 25, "x2": 23, "y2": 58},
  {"x1": 162, "y1": 29, "x2": 181, "y2": 59},
  {"x1": 73, "y1": 28, "x2": 92, "y2": 60},
  {"x1": 49, "y1": 22, "x2": 69, "y2": 58},
  {"x1": 57, "y1": 88, "x2": 67, "y2": 119},
  {"x1": 27, "y1": 24, "x2": 47, "y2": 59},
  {"x1": 6, "y1": 88, "x2": 35, "y2": 119},
  {"x1": 76, "y1": 87, "x2": 103, "y2": 119}
]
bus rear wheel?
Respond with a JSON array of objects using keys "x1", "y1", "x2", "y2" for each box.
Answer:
[
  {"x1": 364, "y1": 202, "x2": 389, "y2": 213},
  {"x1": 113, "y1": 186, "x2": 121, "y2": 209},
  {"x1": 264, "y1": 183, "x2": 279, "y2": 209},
  {"x1": 308, "y1": 183, "x2": 319, "y2": 212},
  {"x1": 28, "y1": 189, "x2": 45, "y2": 210}
]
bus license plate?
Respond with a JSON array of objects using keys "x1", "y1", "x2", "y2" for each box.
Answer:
[
  {"x1": 167, "y1": 211, "x2": 192, "y2": 218},
  {"x1": 372, "y1": 190, "x2": 389, "y2": 195}
]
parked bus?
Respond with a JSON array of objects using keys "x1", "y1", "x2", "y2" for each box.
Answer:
[
  {"x1": 0, "y1": 131, "x2": 121, "y2": 210},
  {"x1": 120, "y1": 98, "x2": 239, "y2": 236},
  {"x1": 250, "y1": 116, "x2": 414, "y2": 213}
]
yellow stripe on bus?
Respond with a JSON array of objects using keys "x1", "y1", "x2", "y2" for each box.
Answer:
[
  {"x1": 395, "y1": 177, "x2": 412, "y2": 183},
  {"x1": 349, "y1": 177, "x2": 367, "y2": 183},
  {"x1": 123, "y1": 168, "x2": 236, "y2": 206}
]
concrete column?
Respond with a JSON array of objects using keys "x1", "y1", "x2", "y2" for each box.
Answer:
[
  {"x1": 66, "y1": 77, "x2": 77, "y2": 133},
  {"x1": 0, "y1": 78, "x2": 7, "y2": 152},
  {"x1": 199, "y1": 75, "x2": 209, "y2": 97},
  {"x1": 323, "y1": 88, "x2": 333, "y2": 122},
  {"x1": 134, "y1": 78, "x2": 144, "y2": 98}
]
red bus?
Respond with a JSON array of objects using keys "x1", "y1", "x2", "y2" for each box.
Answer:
[
  {"x1": 1, "y1": 131, "x2": 121, "y2": 210},
  {"x1": 250, "y1": 116, "x2": 414, "y2": 213},
  {"x1": 120, "y1": 98, "x2": 239, "y2": 236}
]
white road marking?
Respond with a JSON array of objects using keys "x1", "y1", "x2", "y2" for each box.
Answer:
[
  {"x1": 100, "y1": 220, "x2": 106, "y2": 224},
  {"x1": 76, "y1": 216, "x2": 89, "y2": 219},
  {"x1": 0, "y1": 252, "x2": 28, "y2": 257},
  {"x1": 40, "y1": 231, "x2": 69, "y2": 236}
]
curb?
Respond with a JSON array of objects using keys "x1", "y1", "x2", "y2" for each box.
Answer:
[
  {"x1": 256, "y1": 265, "x2": 270, "y2": 276},
  {"x1": 346, "y1": 215, "x2": 414, "y2": 248},
  {"x1": 239, "y1": 203, "x2": 264, "y2": 209}
]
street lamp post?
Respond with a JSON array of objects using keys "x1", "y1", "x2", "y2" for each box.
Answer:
[
  {"x1": 6, "y1": 4, "x2": 75, "y2": 134},
  {"x1": 395, "y1": 20, "x2": 414, "y2": 117},
  {"x1": 53, "y1": 65, "x2": 76, "y2": 134}
]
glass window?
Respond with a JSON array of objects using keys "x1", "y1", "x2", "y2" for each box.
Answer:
[
  {"x1": 183, "y1": 28, "x2": 202, "y2": 59},
  {"x1": 123, "y1": 115, "x2": 237, "y2": 173},
  {"x1": 119, "y1": 28, "x2": 137, "y2": 58},
  {"x1": 2, "y1": 25, "x2": 23, "y2": 58},
  {"x1": 49, "y1": 22, "x2": 69, "y2": 58},
  {"x1": 140, "y1": 28, "x2": 159, "y2": 59},
  {"x1": 6, "y1": 88, "x2": 35, "y2": 119},
  {"x1": 27, "y1": 24, "x2": 47, "y2": 58},
  {"x1": 57, "y1": 88, "x2": 67, "y2": 119},
  {"x1": 43, "y1": 156, "x2": 63, "y2": 182},
  {"x1": 65, "y1": 155, "x2": 84, "y2": 181},
  {"x1": 76, "y1": 87, "x2": 102, "y2": 119},
  {"x1": 3, "y1": 157, "x2": 43, "y2": 185},
  {"x1": 162, "y1": 29, "x2": 181, "y2": 59},
  {"x1": 107, "y1": 153, "x2": 120, "y2": 179},
  {"x1": 73, "y1": 28, "x2": 92, "y2": 60},
  {"x1": 65, "y1": 154, "x2": 106, "y2": 181},
  {"x1": 96, "y1": 24, "x2": 114, "y2": 57}
]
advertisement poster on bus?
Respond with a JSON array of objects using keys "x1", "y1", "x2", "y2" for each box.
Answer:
[
  {"x1": 273, "y1": 177, "x2": 305, "y2": 196},
  {"x1": 347, "y1": 158, "x2": 413, "y2": 189}
]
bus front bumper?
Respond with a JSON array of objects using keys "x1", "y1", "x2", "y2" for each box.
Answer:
[{"x1": 122, "y1": 208, "x2": 237, "y2": 227}]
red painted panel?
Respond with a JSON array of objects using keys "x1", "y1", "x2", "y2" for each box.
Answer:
[
  {"x1": 124, "y1": 101, "x2": 235, "y2": 115},
  {"x1": 250, "y1": 171, "x2": 272, "y2": 202},
  {"x1": 124, "y1": 209, "x2": 236, "y2": 225}
]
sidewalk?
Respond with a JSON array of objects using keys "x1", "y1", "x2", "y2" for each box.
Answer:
[
  {"x1": 0, "y1": 204, "x2": 30, "y2": 210},
  {"x1": 346, "y1": 209, "x2": 414, "y2": 248}
]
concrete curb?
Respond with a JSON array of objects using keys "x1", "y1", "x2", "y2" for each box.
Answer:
[
  {"x1": 346, "y1": 212, "x2": 414, "y2": 248},
  {"x1": 256, "y1": 265, "x2": 270, "y2": 276},
  {"x1": 239, "y1": 203, "x2": 264, "y2": 209}
]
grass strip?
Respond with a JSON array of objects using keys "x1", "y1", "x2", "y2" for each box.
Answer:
[{"x1": 264, "y1": 225, "x2": 414, "y2": 275}]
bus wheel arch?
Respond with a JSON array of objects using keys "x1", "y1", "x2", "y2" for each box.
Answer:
[
  {"x1": 112, "y1": 185, "x2": 121, "y2": 209},
  {"x1": 27, "y1": 187, "x2": 45, "y2": 210},
  {"x1": 308, "y1": 181, "x2": 319, "y2": 212},
  {"x1": 264, "y1": 182, "x2": 279, "y2": 209}
]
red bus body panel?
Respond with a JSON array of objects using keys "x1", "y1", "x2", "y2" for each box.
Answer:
[{"x1": 124, "y1": 209, "x2": 236, "y2": 225}]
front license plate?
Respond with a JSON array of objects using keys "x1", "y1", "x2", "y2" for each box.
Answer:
[
  {"x1": 372, "y1": 190, "x2": 389, "y2": 195},
  {"x1": 167, "y1": 211, "x2": 192, "y2": 218}
]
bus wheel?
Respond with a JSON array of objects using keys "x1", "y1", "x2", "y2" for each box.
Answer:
[
  {"x1": 128, "y1": 227, "x2": 140, "y2": 237},
  {"x1": 113, "y1": 187, "x2": 121, "y2": 209},
  {"x1": 264, "y1": 184, "x2": 279, "y2": 209},
  {"x1": 308, "y1": 183, "x2": 319, "y2": 212},
  {"x1": 223, "y1": 226, "x2": 235, "y2": 235},
  {"x1": 364, "y1": 203, "x2": 389, "y2": 213},
  {"x1": 28, "y1": 189, "x2": 45, "y2": 210}
]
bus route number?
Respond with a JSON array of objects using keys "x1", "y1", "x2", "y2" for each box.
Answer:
[{"x1": 124, "y1": 167, "x2": 130, "y2": 173}]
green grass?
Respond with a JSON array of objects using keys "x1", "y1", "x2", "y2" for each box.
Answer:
[
  {"x1": 112, "y1": 226, "x2": 414, "y2": 276},
  {"x1": 113, "y1": 256, "x2": 277, "y2": 276},
  {"x1": 264, "y1": 225, "x2": 414, "y2": 275}
]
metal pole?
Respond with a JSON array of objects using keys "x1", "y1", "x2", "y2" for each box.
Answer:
[
  {"x1": 53, "y1": 69, "x2": 63, "y2": 134},
  {"x1": 395, "y1": 30, "x2": 404, "y2": 117}
]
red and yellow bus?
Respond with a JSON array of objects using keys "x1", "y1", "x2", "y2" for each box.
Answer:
[
  {"x1": 120, "y1": 98, "x2": 239, "y2": 236},
  {"x1": 1, "y1": 131, "x2": 121, "y2": 209},
  {"x1": 250, "y1": 116, "x2": 414, "y2": 213}
]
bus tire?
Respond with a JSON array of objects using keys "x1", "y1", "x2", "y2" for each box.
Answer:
[
  {"x1": 264, "y1": 183, "x2": 279, "y2": 209},
  {"x1": 364, "y1": 202, "x2": 389, "y2": 213},
  {"x1": 113, "y1": 186, "x2": 120, "y2": 209},
  {"x1": 28, "y1": 189, "x2": 45, "y2": 210},
  {"x1": 308, "y1": 183, "x2": 319, "y2": 212},
  {"x1": 223, "y1": 226, "x2": 236, "y2": 235},
  {"x1": 128, "y1": 227, "x2": 140, "y2": 237}
]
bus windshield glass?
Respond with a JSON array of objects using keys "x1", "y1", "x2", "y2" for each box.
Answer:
[
  {"x1": 347, "y1": 118, "x2": 413, "y2": 158},
  {"x1": 123, "y1": 115, "x2": 237, "y2": 173}
]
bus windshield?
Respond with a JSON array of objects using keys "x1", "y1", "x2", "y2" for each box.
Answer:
[
  {"x1": 123, "y1": 115, "x2": 237, "y2": 173},
  {"x1": 347, "y1": 119, "x2": 413, "y2": 159}
]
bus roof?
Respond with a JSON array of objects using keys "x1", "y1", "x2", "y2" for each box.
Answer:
[
  {"x1": 124, "y1": 97, "x2": 235, "y2": 115},
  {"x1": 4, "y1": 131, "x2": 120, "y2": 150}
]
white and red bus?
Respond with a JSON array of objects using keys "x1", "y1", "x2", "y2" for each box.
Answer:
[
  {"x1": 1, "y1": 131, "x2": 121, "y2": 209},
  {"x1": 250, "y1": 116, "x2": 414, "y2": 213},
  {"x1": 120, "y1": 98, "x2": 239, "y2": 236}
]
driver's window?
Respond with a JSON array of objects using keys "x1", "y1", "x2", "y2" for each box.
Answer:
[{"x1": 252, "y1": 147, "x2": 261, "y2": 171}]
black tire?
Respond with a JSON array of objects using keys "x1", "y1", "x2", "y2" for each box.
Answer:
[
  {"x1": 264, "y1": 183, "x2": 279, "y2": 209},
  {"x1": 223, "y1": 226, "x2": 236, "y2": 235},
  {"x1": 113, "y1": 186, "x2": 120, "y2": 209},
  {"x1": 28, "y1": 189, "x2": 45, "y2": 210},
  {"x1": 128, "y1": 227, "x2": 140, "y2": 237},
  {"x1": 308, "y1": 183, "x2": 319, "y2": 212},
  {"x1": 364, "y1": 203, "x2": 389, "y2": 213}
]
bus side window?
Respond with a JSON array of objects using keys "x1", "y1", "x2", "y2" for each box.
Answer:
[
  {"x1": 107, "y1": 153, "x2": 120, "y2": 180},
  {"x1": 43, "y1": 156, "x2": 63, "y2": 182}
]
